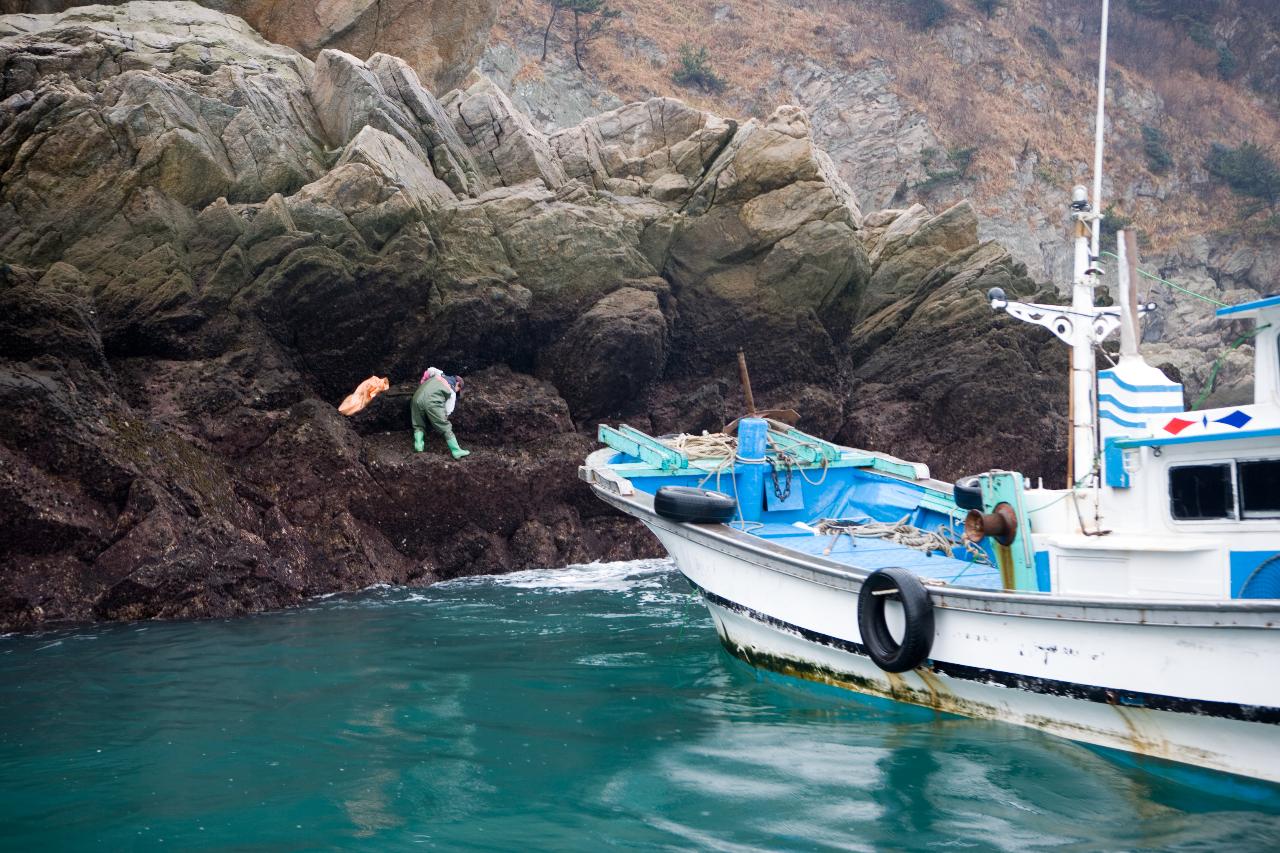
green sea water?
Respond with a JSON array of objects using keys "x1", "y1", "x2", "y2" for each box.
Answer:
[{"x1": 2, "y1": 560, "x2": 1278, "y2": 851}]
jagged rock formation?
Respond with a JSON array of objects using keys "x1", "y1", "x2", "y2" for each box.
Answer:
[
  {"x1": 0, "y1": 3, "x2": 1063, "y2": 630},
  {"x1": 0, "y1": 0, "x2": 499, "y2": 92},
  {"x1": 491, "y1": 1, "x2": 1280, "y2": 409}
]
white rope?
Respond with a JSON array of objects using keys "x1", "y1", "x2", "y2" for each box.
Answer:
[
  {"x1": 663, "y1": 432, "x2": 737, "y2": 459},
  {"x1": 661, "y1": 431, "x2": 832, "y2": 490},
  {"x1": 816, "y1": 516, "x2": 991, "y2": 565}
]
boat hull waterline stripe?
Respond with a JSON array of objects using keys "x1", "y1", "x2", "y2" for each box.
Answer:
[{"x1": 684, "y1": 578, "x2": 1280, "y2": 726}]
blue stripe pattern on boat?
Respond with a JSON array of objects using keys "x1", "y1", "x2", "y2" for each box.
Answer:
[
  {"x1": 1098, "y1": 410, "x2": 1148, "y2": 430},
  {"x1": 1098, "y1": 371, "x2": 1183, "y2": 394},
  {"x1": 1096, "y1": 394, "x2": 1184, "y2": 414}
]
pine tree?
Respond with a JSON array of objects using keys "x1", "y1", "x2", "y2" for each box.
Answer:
[
  {"x1": 540, "y1": 0, "x2": 619, "y2": 71},
  {"x1": 568, "y1": 0, "x2": 620, "y2": 71},
  {"x1": 541, "y1": 0, "x2": 567, "y2": 62}
]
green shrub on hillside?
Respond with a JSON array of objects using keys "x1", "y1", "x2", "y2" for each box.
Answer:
[
  {"x1": 1028, "y1": 25, "x2": 1061, "y2": 59},
  {"x1": 1216, "y1": 45, "x2": 1238, "y2": 79},
  {"x1": 904, "y1": 0, "x2": 950, "y2": 31},
  {"x1": 914, "y1": 145, "x2": 977, "y2": 192},
  {"x1": 1188, "y1": 22, "x2": 1215, "y2": 50},
  {"x1": 1125, "y1": 0, "x2": 1220, "y2": 25},
  {"x1": 1141, "y1": 126, "x2": 1173, "y2": 174},
  {"x1": 672, "y1": 45, "x2": 725, "y2": 93},
  {"x1": 1099, "y1": 205, "x2": 1134, "y2": 253},
  {"x1": 970, "y1": 0, "x2": 1003, "y2": 17},
  {"x1": 1205, "y1": 142, "x2": 1280, "y2": 205}
]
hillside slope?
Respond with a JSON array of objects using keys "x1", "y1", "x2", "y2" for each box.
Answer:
[{"x1": 493, "y1": 0, "x2": 1280, "y2": 401}]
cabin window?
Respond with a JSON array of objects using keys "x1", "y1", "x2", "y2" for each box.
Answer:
[
  {"x1": 1240, "y1": 459, "x2": 1280, "y2": 518},
  {"x1": 1169, "y1": 464, "x2": 1236, "y2": 520}
]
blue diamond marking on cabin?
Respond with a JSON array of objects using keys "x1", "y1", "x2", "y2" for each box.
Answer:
[{"x1": 1214, "y1": 410, "x2": 1252, "y2": 429}]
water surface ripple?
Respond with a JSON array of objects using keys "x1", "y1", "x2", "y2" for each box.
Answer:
[{"x1": 2, "y1": 561, "x2": 1277, "y2": 851}]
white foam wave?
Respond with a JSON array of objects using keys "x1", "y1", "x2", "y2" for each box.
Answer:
[{"x1": 443, "y1": 558, "x2": 675, "y2": 593}]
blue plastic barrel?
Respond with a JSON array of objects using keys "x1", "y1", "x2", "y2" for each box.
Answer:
[{"x1": 734, "y1": 418, "x2": 768, "y2": 523}]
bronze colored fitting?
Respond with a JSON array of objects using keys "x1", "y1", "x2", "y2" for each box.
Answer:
[{"x1": 963, "y1": 502, "x2": 1019, "y2": 546}]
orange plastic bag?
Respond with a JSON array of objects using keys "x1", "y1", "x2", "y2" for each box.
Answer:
[{"x1": 339, "y1": 376, "x2": 390, "y2": 416}]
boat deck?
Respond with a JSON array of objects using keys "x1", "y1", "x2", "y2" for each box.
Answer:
[{"x1": 746, "y1": 523, "x2": 1004, "y2": 589}]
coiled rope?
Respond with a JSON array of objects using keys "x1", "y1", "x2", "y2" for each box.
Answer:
[
  {"x1": 815, "y1": 516, "x2": 991, "y2": 565},
  {"x1": 659, "y1": 431, "x2": 832, "y2": 494}
]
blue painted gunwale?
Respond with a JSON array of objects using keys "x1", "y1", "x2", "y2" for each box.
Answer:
[
  {"x1": 1216, "y1": 295, "x2": 1280, "y2": 317},
  {"x1": 1114, "y1": 427, "x2": 1280, "y2": 449}
]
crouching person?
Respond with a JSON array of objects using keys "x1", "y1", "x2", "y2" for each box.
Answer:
[{"x1": 411, "y1": 367, "x2": 470, "y2": 459}]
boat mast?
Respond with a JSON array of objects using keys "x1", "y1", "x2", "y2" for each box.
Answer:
[
  {"x1": 1090, "y1": 0, "x2": 1109, "y2": 260},
  {"x1": 988, "y1": 0, "x2": 1158, "y2": 488},
  {"x1": 1068, "y1": 0, "x2": 1110, "y2": 487}
]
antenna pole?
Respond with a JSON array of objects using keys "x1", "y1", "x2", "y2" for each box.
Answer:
[{"x1": 1090, "y1": 0, "x2": 1110, "y2": 256}]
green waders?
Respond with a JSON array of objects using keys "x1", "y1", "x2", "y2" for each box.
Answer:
[{"x1": 410, "y1": 379, "x2": 470, "y2": 458}]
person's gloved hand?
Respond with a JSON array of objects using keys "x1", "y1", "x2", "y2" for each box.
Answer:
[{"x1": 413, "y1": 429, "x2": 425, "y2": 453}]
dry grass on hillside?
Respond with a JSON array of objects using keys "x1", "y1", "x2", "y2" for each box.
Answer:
[{"x1": 495, "y1": 0, "x2": 1280, "y2": 250}]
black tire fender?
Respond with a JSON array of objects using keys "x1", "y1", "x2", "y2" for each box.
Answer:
[
  {"x1": 654, "y1": 486, "x2": 737, "y2": 524},
  {"x1": 953, "y1": 475, "x2": 984, "y2": 511},
  {"x1": 857, "y1": 567, "x2": 935, "y2": 673}
]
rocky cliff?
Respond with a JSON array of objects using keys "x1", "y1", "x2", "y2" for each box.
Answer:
[
  {"x1": 0, "y1": 3, "x2": 1063, "y2": 631},
  {"x1": 0, "y1": 0, "x2": 500, "y2": 92},
  {"x1": 492, "y1": 0, "x2": 1280, "y2": 406}
]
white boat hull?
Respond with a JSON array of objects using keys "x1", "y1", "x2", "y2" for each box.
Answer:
[{"x1": 644, "y1": 520, "x2": 1280, "y2": 784}]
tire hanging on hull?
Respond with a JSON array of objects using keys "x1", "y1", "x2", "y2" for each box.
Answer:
[{"x1": 857, "y1": 567, "x2": 935, "y2": 673}]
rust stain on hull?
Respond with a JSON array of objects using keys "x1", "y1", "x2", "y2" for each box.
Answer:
[
  {"x1": 720, "y1": 637, "x2": 1003, "y2": 722},
  {"x1": 718, "y1": 635, "x2": 1228, "y2": 774}
]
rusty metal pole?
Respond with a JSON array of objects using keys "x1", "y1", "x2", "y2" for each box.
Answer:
[{"x1": 737, "y1": 350, "x2": 756, "y2": 415}]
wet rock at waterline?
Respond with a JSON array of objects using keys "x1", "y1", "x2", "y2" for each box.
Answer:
[{"x1": 0, "y1": 2, "x2": 1064, "y2": 630}]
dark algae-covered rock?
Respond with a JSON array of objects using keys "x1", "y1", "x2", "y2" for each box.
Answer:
[{"x1": 0, "y1": 3, "x2": 1066, "y2": 630}]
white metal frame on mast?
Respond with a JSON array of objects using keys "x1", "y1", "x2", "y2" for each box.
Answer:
[{"x1": 989, "y1": 0, "x2": 1114, "y2": 488}]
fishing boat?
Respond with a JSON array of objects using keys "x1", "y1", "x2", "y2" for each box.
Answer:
[{"x1": 580, "y1": 0, "x2": 1280, "y2": 785}]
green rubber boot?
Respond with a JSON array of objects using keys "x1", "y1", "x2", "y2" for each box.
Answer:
[
  {"x1": 413, "y1": 429, "x2": 425, "y2": 453},
  {"x1": 445, "y1": 435, "x2": 471, "y2": 460}
]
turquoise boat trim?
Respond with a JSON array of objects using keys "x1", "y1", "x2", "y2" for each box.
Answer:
[
  {"x1": 1115, "y1": 427, "x2": 1280, "y2": 449},
  {"x1": 1096, "y1": 394, "x2": 1185, "y2": 414},
  {"x1": 1097, "y1": 371, "x2": 1183, "y2": 394},
  {"x1": 768, "y1": 427, "x2": 842, "y2": 464},
  {"x1": 1103, "y1": 438, "x2": 1130, "y2": 488},
  {"x1": 1216, "y1": 295, "x2": 1280, "y2": 317},
  {"x1": 981, "y1": 471, "x2": 1039, "y2": 591},
  {"x1": 917, "y1": 488, "x2": 966, "y2": 518},
  {"x1": 842, "y1": 453, "x2": 923, "y2": 481},
  {"x1": 597, "y1": 424, "x2": 686, "y2": 472},
  {"x1": 603, "y1": 453, "x2": 923, "y2": 482},
  {"x1": 1098, "y1": 410, "x2": 1149, "y2": 430}
]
